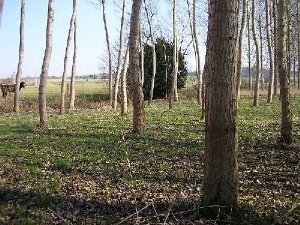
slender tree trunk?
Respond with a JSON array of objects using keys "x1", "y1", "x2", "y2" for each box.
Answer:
[
  {"x1": 203, "y1": 0, "x2": 239, "y2": 207},
  {"x1": 287, "y1": 0, "x2": 291, "y2": 85},
  {"x1": 143, "y1": 0, "x2": 156, "y2": 104},
  {"x1": 266, "y1": 0, "x2": 274, "y2": 103},
  {"x1": 252, "y1": 0, "x2": 261, "y2": 106},
  {"x1": 60, "y1": 0, "x2": 77, "y2": 114},
  {"x1": 190, "y1": 0, "x2": 202, "y2": 105},
  {"x1": 237, "y1": 0, "x2": 248, "y2": 100},
  {"x1": 258, "y1": 13, "x2": 264, "y2": 90},
  {"x1": 14, "y1": 0, "x2": 25, "y2": 113},
  {"x1": 121, "y1": 45, "x2": 129, "y2": 116},
  {"x1": 298, "y1": 1, "x2": 300, "y2": 90},
  {"x1": 164, "y1": 44, "x2": 168, "y2": 98},
  {"x1": 129, "y1": 0, "x2": 145, "y2": 133},
  {"x1": 186, "y1": 0, "x2": 198, "y2": 103},
  {"x1": 278, "y1": 0, "x2": 292, "y2": 144},
  {"x1": 247, "y1": 3, "x2": 252, "y2": 91},
  {"x1": 169, "y1": 0, "x2": 179, "y2": 108},
  {"x1": 113, "y1": 0, "x2": 126, "y2": 109},
  {"x1": 69, "y1": 17, "x2": 77, "y2": 110},
  {"x1": 139, "y1": 24, "x2": 144, "y2": 86},
  {"x1": 273, "y1": 0, "x2": 279, "y2": 95},
  {"x1": 101, "y1": 0, "x2": 113, "y2": 106},
  {"x1": 39, "y1": 0, "x2": 55, "y2": 128}
]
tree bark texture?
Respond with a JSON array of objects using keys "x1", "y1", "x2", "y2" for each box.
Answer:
[
  {"x1": 101, "y1": 0, "x2": 113, "y2": 106},
  {"x1": 113, "y1": 0, "x2": 126, "y2": 110},
  {"x1": 277, "y1": 0, "x2": 292, "y2": 144},
  {"x1": 39, "y1": 0, "x2": 55, "y2": 128},
  {"x1": 69, "y1": 17, "x2": 77, "y2": 110},
  {"x1": 169, "y1": 0, "x2": 179, "y2": 108},
  {"x1": 14, "y1": 0, "x2": 25, "y2": 113},
  {"x1": 60, "y1": 0, "x2": 77, "y2": 114},
  {"x1": 236, "y1": 0, "x2": 248, "y2": 100},
  {"x1": 273, "y1": 1, "x2": 279, "y2": 96},
  {"x1": 252, "y1": 0, "x2": 261, "y2": 106},
  {"x1": 129, "y1": 0, "x2": 145, "y2": 133},
  {"x1": 121, "y1": 45, "x2": 129, "y2": 116},
  {"x1": 143, "y1": 0, "x2": 156, "y2": 105},
  {"x1": 266, "y1": 0, "x2": 274, "y2": 103},
  {"x1": 202, "y1": 0, "x2": 239, "y2": 207}
]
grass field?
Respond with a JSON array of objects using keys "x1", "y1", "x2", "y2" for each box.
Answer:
[{"x1": 0, "y1": 80, "x2": 299, "y2": 224}]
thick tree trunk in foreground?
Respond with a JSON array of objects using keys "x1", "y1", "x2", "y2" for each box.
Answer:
[
  {"x1": 14, "y1": 0, "x2": 25, "y2": 113},
  {"x1": 277, "y1": 0, "x2": 292, "y2": 144},
  {"x1": 60, "y1": 0, "x2": 77, "y2": 114},
  {"x1": 202, "y1": 0, "x2": 239, "y2": 207},
  {"x1": 129, "y1": 0, "x2": 145, "y2": 133},
  {"x1": 39, "y1": 0, "x2": 55, "y2": 128}
]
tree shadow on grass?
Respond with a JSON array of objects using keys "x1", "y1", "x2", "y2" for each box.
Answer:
[{"x1": 0, "y1": 187, "x2": 276, "y2": 225}]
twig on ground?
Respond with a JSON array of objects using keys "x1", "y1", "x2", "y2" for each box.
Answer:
[
  {"x1": 47, "y1": 207, "x2": 73, "y2": 225},
  {"x1": 116, "y1": 204, "x2": 150, "y2": 225}
]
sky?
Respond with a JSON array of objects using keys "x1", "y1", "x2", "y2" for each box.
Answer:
[{"x1": 0, "y1": 0, "x2": 203, "y2": 79}]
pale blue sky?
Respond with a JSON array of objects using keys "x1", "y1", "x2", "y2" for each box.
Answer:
[
  {"x1": 0, "y1": 0, "x2": 204, "y2": 79},
  {"x1": 0, "y1": 0, "x2": 121, "y2": 78}
]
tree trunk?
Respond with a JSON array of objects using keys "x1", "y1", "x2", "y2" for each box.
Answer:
[
  {"x1": 247, "y1": 3, "x2": 252, "y2": 91},
  {"x1": 273, "y1": 0, "x2": 279, "y2": 95},
  {"x1": 252, "y1": 0, "x2": 261, "y2": 106},
  {"x1": 266, "y1": 0, "x2": 274, "y2": 103},
  {"x1": 113, "y1": 0, "x2": 126, "y2": 109},
  {"x1": 69, "y1": 16, "x2": 77, "y2": 110},
  {"x1": 143, "y1": 0, "x2": 156, "y2": 105},
  {"x1": 14, "y1": 0, "x2": 25, "y2": 114},
  {"x1": 169, "y1": 0, "x2": 179, "y2": 108},
  {"x1": 129, "y1": 0, "x2": 145, "y2": 133},
  {"x1": 277, "y1": 0, "x2": 292, "y2": 144},
  {"x1": 60, "y1": 0, "x2": 77, "y2": 114},
  {"x1": 39, "y1": 0, "x2": 55, "y2": 128},
  {"x1": 187, "y1": 0, "x2": 202, "y2": 105},
  {"x1": 121, "y1": 45, "x2": 129, "y2": 116},
  {"x1": 298, "y1": 1, "x2": 300, "y2": 90},
  {"x1": 236, "y1": 0, "x2": 248, "y2": 100},
  {"x1": 101, "y1": 0, "x2": 113, "y2": 106},
  {"x1": 202, "y1": 0, "x2": 239, "y2": 207},
  {"x1": 258, "y1": 13, "x2": 264, "y2": 91},
  {"x1": 287, "y1": 0, "x2": 291, "y2": 86},
  {"x1": 139, "y1": 24, "x2": 144, "y2": 86}
]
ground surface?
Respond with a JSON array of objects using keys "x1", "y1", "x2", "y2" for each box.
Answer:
[{"x1": 0, "y1": 81, "x2": 299, "y2": 224}]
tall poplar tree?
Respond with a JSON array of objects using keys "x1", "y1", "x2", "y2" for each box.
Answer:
[
  {"x1": 129, "y1": 0, "x2": 145, "y2": 133},
  {"x1": 202, "y1": 0, "x2": 239, "y2": 207},
  {"x1": 14, "y1": 0, "x2": 25, "y2": 113},
  {"x1": 278, "y1": 0, "x2": 292, "y2": 143},
  {"x1": 39, "y1": 0, "x2": 55, "y2": 128}
]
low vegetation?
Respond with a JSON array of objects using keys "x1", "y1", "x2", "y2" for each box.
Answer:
[{"x1": 0, "y1": 80, "x2": 299, "y2": 224}]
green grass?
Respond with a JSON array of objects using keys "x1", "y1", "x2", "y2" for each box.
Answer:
[{"x1": 0, "y1": 82, "x2": 299, "y2": 224}]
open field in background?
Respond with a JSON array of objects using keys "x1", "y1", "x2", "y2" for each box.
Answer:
[{"x1": 0, "y1": 79, "x2": 299, "y2": 224}]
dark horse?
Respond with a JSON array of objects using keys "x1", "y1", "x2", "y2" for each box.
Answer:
[{"x1": 0, "y1": 81, "x2": 26, "y2": 99}]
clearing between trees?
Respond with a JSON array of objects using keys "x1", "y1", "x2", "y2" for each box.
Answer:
[{"x1": 0, "y1": 83, "x2": 299, "y2": 224}]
